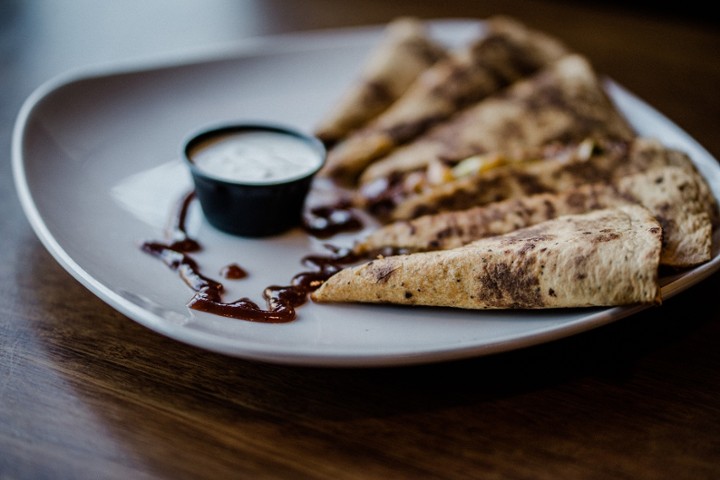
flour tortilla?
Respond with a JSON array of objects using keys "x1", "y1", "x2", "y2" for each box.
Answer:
[
  {"x1": 312, "y1": 205, "x2": 662, "y2": 309},
  {"x1": 320, "y1": 15, "x2": 570, "y2": 183},
  {"x1": 356, "y1": 53, "x2": 635, "y2": 191},
  {"x1": 379, "y1": 138, "x2": 718, "y2": 226},
  {"x1": 313, "y1": 17, "x2": 446, "y2": 145},
  {"x1": 354, "y1": 165, "x2": 714, "y2": 268}
]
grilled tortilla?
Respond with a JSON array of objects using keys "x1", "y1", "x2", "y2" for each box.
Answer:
[
  {"x1": 354, "y1": 165, "x2": 714, "y2": 268},
  {"x1": 312, "y1": 205, "x2": 663, "y2": 309},
  {"x1": 320, "y1": 15, "x2": 570, "y2": 182},
  {"x1": 373, "y1": 138, "x2": 718, "y2": 226},
  {"x1": 356, "y1": 53, "x2": 635, "y2": 199},
  {"x1": 313, "y1": 17, "x2": 446, "y2": 145}
]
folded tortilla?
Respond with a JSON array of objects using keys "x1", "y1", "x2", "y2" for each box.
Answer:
[
  {"x1": 320, "y1": 15, "x2": 570, "y2": 182},
  {"x1": 312, "y1": 205, "x2": 662, "y2": 309},
  {"x1": 354, "y1": 165, "x2": 714, "y2": 268},
  {"x1": 375, "y1": 138, "x2": 718, "y2": 226},
  {"x1": 314, "y1": 17, "x2": 446, "y2": 145},
  {"x1": 356, "y1": 53, "x2": 635, "y2": 196}
]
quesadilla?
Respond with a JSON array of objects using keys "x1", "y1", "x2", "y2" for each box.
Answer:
[
  {"x1": 314, "y1": 17, "x2": 446, "y2": 145},
  {"x1": 370, "y1": 137, "x2": 719, "y2": 226},
  {"x1": 320, "y1": 15, "x2": 570, "y2": 182},
  {"x1": 312, "y1": 205, "x2": 663, "y2": 309},
  {"x1": 353, "y1": 165, "x2": 714, "y2": 268},
  {"x1": 355, "y1": 53, "x2": 636, "y2": 210}
]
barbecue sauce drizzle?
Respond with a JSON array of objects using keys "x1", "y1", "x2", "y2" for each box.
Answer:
[
  {"x1": 140, "y1": 191, "x2": 362, "y2": 323},
  {"x1": 302, "y1": 199, "x2": 364, "y2": 238}
]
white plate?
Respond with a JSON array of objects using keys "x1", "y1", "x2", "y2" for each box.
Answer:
[{"x1": 13, "y1": 19, "x2": 720, "y2": 367}]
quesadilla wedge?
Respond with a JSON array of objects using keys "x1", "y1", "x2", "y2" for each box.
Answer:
[
  {"x1": 355, "y1": 53, "x2": 635, "y2": 199},
  {"x1": 312, "y1": 205, "x2": 663, "y2": 309},
  {"x1": 320, "y1": 15, "x2": 570, "y2": 182},
  {"x1": 354, "y1": 165, "x2": 714, "y2": 268},
  {"x1": 373, "y1": 138, "x2": 719, "y2": 226},
  {"x1": 314, "y1": 17, "x2": 446, "y2": 145}
]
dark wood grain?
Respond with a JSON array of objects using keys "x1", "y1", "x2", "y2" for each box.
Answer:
[{"x1": 2, "y1": 1, "x2": 719, "y2": 479}]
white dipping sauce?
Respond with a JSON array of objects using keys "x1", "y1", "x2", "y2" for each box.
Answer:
[{"x1": 189, "y1": 130, "x2": 323, "y2": 183}]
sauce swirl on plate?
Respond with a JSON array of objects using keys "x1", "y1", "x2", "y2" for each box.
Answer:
[{"x1": 140, "y1": 191, "x2": 361, "y2": 323}]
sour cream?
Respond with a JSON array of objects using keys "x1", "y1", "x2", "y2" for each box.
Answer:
[
  {"x1": 183, "y1": 123, "x2": 326, "y2": 236},
  {"x1": 188, "y1": 129, "x2": 324, "y2": 184}
]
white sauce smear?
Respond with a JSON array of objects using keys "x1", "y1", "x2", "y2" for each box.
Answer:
[{"x1": 189, "y1": 130, "x2": 323, "y2": 183}]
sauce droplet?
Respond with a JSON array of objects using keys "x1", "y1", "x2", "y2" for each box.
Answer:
[{"x1": 220, "y1": 263, "x2": 248, "y2": 279}]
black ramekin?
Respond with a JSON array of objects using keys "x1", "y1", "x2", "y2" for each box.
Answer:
[{"x1": 183, "y1": 122, "x2": 326, "y2": 237}]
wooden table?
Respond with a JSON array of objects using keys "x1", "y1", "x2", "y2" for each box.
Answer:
[{"x1": 2, "y1": 1, "x2": 719, "y2": 478}]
